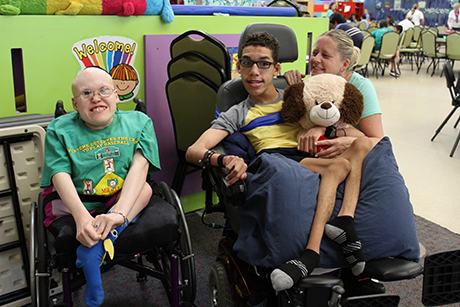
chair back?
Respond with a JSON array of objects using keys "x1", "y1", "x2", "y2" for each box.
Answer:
[
  {"x1": 412, "y1": 26, "x2": 421, "y2": 43},
  {"x1": 443, "y1": 61, "x2": 457, "y2": 101},
  {"x1": 401, "y1": 28, "x2": 414, "y2": 48},
  {"x1": 446, "y1": 33, "x2": 460, "y2": 61},
  {"x1": 170, "y1": 30, "x2": 231, "y2": 80},
  {"x1": 166, "y1": 72, "x2": 219, "y2": 152},
  {"x1": 355, "y1": 35, "x2": 375, "y2": 67},
  {"x1": 428, "y1": 27, "x2": 438, "y2": 36},
  {"x1": 368, "y1": 26, "x2": 378, "y2": 33},
  {"x1": 358, "y1": 21, "x2": 367, "y2": 30},
  {"x1": 167, "y1": 51, "x2": 226, "y2": 87},
  {"x1": 437, "y1": 25, "x2": 448, "y2": 33},
  {"x1": 378, "y1": 31, "x2": 399, "y2": 58},
  {"x1": 421, "y1": 30, "x2": 437, "y2": 57}
]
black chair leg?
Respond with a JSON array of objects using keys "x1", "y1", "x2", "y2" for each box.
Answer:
[
  {"x1": 454, "y1": 114, "x2": 460, "y2": 128},
  {"x1": 431, "y1": 107, "x2": 458, "y2": 141},
  {"x1": 450, "y1": 130, "x2": 460, "y2": 157}
]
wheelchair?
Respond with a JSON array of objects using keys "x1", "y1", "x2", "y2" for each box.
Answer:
[
  {"x1": 200, "y1": 23, "x2": 424, "y2": 307},
  {"x1": 29, "y1": 99, "x2": 196, "y2": 307}
]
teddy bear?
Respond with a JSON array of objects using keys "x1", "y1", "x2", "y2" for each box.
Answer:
[{"x1": 281, "y1": 73, "x2": 364, "y2": 144}]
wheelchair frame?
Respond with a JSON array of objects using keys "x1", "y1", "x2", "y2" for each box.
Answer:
[{"x1": 29, "y1": 181, "x2": 196, "y2": 307}]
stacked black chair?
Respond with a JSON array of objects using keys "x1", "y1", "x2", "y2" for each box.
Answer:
[
  {"x1": 431, "y1": 61, "x2": 460, "y2": 157},
  {"x1": 166, "y1": 30, "x2": 231, "y2": 196}
]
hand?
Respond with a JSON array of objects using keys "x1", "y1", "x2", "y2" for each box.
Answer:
[
  {"x1": 315, "y1": 137, "x2": 355, "y2": 159},
  {"x1": 298, "y1": 127, "x2": 326, "y2": 156},
  {"x1": 284, "y1": 70, "x2": 306, "y2": 85},
  {"x1": 92, "y1": 212, "x2": 125, "y2": 240},
  {"x1": 222, "y1": 155, "x2": 247, "y2": 186},
  {"x1": 75, "y1": 215, "x2": 101, "y2": 248}
]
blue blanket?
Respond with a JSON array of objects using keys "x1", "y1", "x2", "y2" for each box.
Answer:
[{"x1": 232, "y1": 137, "x2": 420, "y2": 268}]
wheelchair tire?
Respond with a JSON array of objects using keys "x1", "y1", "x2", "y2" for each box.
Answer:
[
  {"x1": 30, "y1": 198, "x2": 52, "y2": 307},
  {"x1": 158, "y1": 182, "x2": 197, "y2": 304},
  {"x1": 209, "y1": 261, "x2": 235, "y2": 307}
]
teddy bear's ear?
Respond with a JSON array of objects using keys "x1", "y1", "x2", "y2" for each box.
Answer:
[
  {"x1": 340, "y1": 83, "x2": 364, "y2": 126},
  {"x1": 281, "y1": 82, "x2": 305, "y2": 122}
]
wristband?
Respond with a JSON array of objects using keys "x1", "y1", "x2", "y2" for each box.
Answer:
[
  {"x1": 325, "y1": 126, "x2": 337, "y2": 139},
  {"x1": 217, "y1": 155, "x2": 227, "y2": 168},
  {"x1": 107, "y1": 210, "x2": 128, "y2": 227},
  {"x1": 199, "y1": 150, "x2": 216, "y2": 166}
]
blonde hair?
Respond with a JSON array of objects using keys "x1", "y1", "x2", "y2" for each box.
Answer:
[
  {"x1": 454, "y1": 3, "x2": 460, "y2": 10},
  {"x1": 411, "y1": 3, "x2": 419, "y2": 15},
  {"x1": 318, "y1": 29, "x2": 361, "y2": 72}
]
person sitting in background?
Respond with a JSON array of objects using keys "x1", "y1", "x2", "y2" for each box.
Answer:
[
  {"x1": 330, "y1": 12, "x2": 364, "y2": 48},
  {"x1": 407, "y1": 3, "x2": 424, "y2": 27},
  {"x1": 387, "y1": 15, "x2": 396, "y2": 28},
  {"x1": 370, "y1": 17, "x2": 377, "y2": 26},
  {"x1": 364, "y1": 8, "x2": 370, "y2": 20},
  {"x1": 448, "y1": 3, "x2": 460, "y2": 31},
  {"x1": 371, "y1": 19, "x2": 400, "y2": 77},
  {"x1": 327, "y1": 2, "x2": 337, "y2": 17},
  {"x1": 399, "y1": 15, "x2": 415, "y2": 32},
  {"x1": 395, "y1": 25, "x2": 403, "y2": 34},
  {"x1": 360, "y1": 14, "x2": 369, "y2": 30},
  {"x1": 348, "y1": 13, "x2": 358, "y2": 25}
]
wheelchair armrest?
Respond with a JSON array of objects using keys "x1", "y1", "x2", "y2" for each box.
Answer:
[
  {"x1": 295, "y1": 274, "x2": 344, "y2": 289},
  {"x1": 204, "y1": 165, "x2": 247, "y2": 208},
  {"x1": 363, "y1": 258, "x2": 423, "y2": 281}
]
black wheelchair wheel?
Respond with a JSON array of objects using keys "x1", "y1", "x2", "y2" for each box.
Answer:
[
  {"x1": 30, "y1": 199, "x2": 52, "y2": 307},
  {"x1": 158, "y1": 182, "x2": 197, "y2": 304},
  {"x1": 209, "y1": 261, "x2": 235, "y2": 307}
]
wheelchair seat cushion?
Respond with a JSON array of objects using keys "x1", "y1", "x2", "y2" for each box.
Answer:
[
  {"x1": 48, "y1": 194, "x2": 179, "y2": 257},
  {"x1": 233, "y1": 137, "x2": 420, "y2": 269}
]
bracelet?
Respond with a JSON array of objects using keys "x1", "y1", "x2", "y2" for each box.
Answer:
[
  {"x1": 107, "y1": 210, "x2": 128, "y2": 226},
  {"x1": 325, "y1": 126, "x2": 337, "y2": 139},
  {"x1": 341, "y1": 128, "x2": 348, "y2": 137},
  {"x1": 199, "y1": 150, "x2": 216, "y2": 166},
  {"x1": 217, "y1": 155, "x2": 227, "y2": 168}
]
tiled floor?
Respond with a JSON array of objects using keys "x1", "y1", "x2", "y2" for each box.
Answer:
[{"x1": 370, "y1": 58, "x2": 460, "y2": 234}]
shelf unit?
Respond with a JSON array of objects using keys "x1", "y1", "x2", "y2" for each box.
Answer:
[
  {"x1": 0, "y1": 125, "x2": 46, "y2": 306},
  {"x1": 296, "y1": 0, "x2": 314, "y2": 14}
]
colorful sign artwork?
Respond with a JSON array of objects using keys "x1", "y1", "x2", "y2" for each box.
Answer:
[{"x1": 72, "y1": 36, "x2": 139, "y2": 102}]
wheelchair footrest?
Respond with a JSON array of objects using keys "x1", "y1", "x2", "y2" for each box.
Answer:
[
  {"x1": 363, "y1": 258, "x2": 423, "y2": 281},
  {"x1": 342, "y1": 294, "x2": 400, "y2": 307}
]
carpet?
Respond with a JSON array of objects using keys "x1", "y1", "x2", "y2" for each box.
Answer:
[{"x1": 52, "y1": 213, "x2": 460, "y2": 307}]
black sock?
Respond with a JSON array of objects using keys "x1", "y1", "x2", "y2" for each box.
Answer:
[
  {"x1": 325, "y1": 216, "x2": 365, "y2": 276},
  {"x1": 270, "y1": 249, "x2": 320, "y2": 291}
]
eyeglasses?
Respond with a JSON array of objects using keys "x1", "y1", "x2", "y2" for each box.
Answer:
[
  {"x1": 74, "y1": 86, "x2": 115, "y2": 100},
  {"x1": 238, "y1": 59, "x2": 275, "y2": 69}
]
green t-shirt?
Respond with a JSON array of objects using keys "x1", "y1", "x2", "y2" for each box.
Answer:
[{"x1": 40, "y1": 110, "x2": 161, "y2": 211}]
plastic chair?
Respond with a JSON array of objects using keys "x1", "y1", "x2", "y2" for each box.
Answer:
[
  {"x1": 399, "y1": 28, "x2": 421, "y2": 71},
  {"x1": 446, "y1": 33, "x2": 460, "y2": 69},
  {"x1": 371, "y1": 31, "x2": 400, "y2": 78},
  {"x1": 353, "y1": 34, "x2": 375, "y2": 77},
  {"x1": 166, "y1": 72, "x2": 219, "y2": 195},
  {"x1": 167, "y1": 51, "x2": 227, "y2": 88},
  {"x1": 170, "y1": 30, "x2": 231, "y2": 81},
  {"x1": 420, "y1": 30, "x2": 446, "y2": 76},
  {"x1": 422, "y1": 249, "x2": 460, "y2": 306},
  {"x1": 431, "y1": 61, "x2": 460, "y2": 157},
  {"x1": 410, "y1": 26, "x2": 422, "y2": 48},
  {"x1": 358, "y1": 21, "x2": 367, "y2": 30}
]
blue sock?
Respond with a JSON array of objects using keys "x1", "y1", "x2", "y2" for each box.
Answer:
[{"x1": 76, "y1": 220, "x2": 129, "y2": 307}]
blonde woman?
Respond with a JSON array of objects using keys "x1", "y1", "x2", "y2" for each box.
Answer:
[{"x1": 406, "y1": 3, "x2": 424, "y2": 26}]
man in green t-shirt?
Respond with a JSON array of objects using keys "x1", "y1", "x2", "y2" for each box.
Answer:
[{"x1": 40, "y1": 67, "x2": 160, "y2": 307}]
